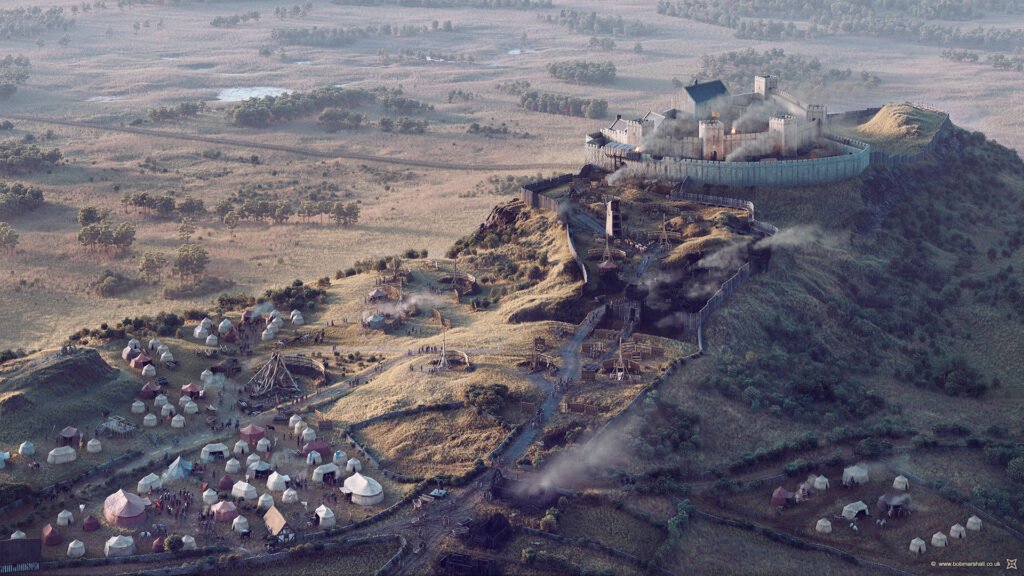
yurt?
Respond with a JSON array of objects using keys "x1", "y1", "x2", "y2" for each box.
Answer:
[
  {"x1": 56, "y1": 510, "x2": 74, "y2": 527},
  {"x1": 282, "y1": 488, "x2": 299, "y2": 504},
  {"x1": 258, "y1": 493, "x2": 274, "y2": 510},
  {"x1": 233, "y1": 440, "x2": 250, "y2": 456},
  {"x1": 18, "y1": 441, "x2": 35, "y2": 457},
  {"x1": 202, "y1": 488, "x2": 218, "y2": 505},
  {"x1": 232, "y1": 515, "x2": 250, "y2": 534},
  {"x1": 288, "y1": 414, "x2": 303, "y2": 427},
  {"x1": 893, "y1": 475, "x2": 910, "y2": 491},
  {"x1": 86, "y1": 438, "x2": 102, "y2": 454},
  {"x1": 183, "y1": 401, "x2": 199, "y2": 415},
  {"x1": 103, "y1": 490, "x2": 147, "y2": 527},
  {"x1": 261, "y1": 329, "x2": 274, "y2": 341},
  {"x1": 82, "y1": 515, "x2": 101, "y2": 532},
  {"x1": 332, "y1": 450, "x2": 347, "y2": 465},
  {"x1": 157, "y1": 344, "x2": 170, "y2": 356},
  {"x1": 47, "y1": 446, "x2": 77, "y2": 465},
  {"x1": 211, "y1": 501, "x2": 238, "y2": 522},
  {"x1": 931, "y1": 532, "x2": 948, "y2": 548},
  {"x1": 246, "y1": 453, "x2": 262, "y2": 467},
  {"x1": 66, "y1": 539, "x2": 85, "y2": 558},
  {"x1": 131, "y1": 354, "x2": 153, "y2": 370},
  {"x1": 160, "y1": 351, "x2": 175, "y2": 364},
  {"x1": 218, "y1": 318, "x2": 233, "y2": 335},
  {"x1": 315, "y1": 504, "x2": 335, "y2": 528},
  {"x1": 140, "y1": 382, "x2": 161, "y2": 399},
  {"x1": 966, "y1": 516, "x2": 983, "y2": 531},
  {"x1": 205, "y1": 334, "x2": 219, "y2": 347},
  {"x1": 138, "y1": 473, "x2": 162, "y2": 494},
  {"x1": 104, "y1": 535, "x2": 135, "y2": 558},
  {"x1": 346, "y1": 457, "x2": 362, "y2": 474},
  {"x1": 164, "y1": 457, "x2": 192, "y2": 481},
  {"x1": 343, "y1": 473, "x2": 384, "y2": 506},
  {"x1": 909, "y1": 537, "x2": 927, "y2": 554},
  {"x1": 143, "y1": 414, "x2": 158, "y2": 427},
  {"x1": 240, "y1": 424, "x2": 266, "y2": 444},
  {"x1": 42, "y1": 524, "x2": 61, "y2": 547},
  {"x1": 312, "y1": 463, "x2": 340, "y2": 484},
  {"x1": 171, "y1": 414, "x2": 185, "y2": 428},
  {"x1": 813, "y1": 475, "x2": 829, "y2": 491},
  {"x1": 770, "y1": 487, "x2": 795, "y2": 508},
  {"x1": 231, "y1": 481, "x2": 258, "y2": 501},
  {"x1": 842, "y1": 465, "x2": 870, "y2": 486},
  {"x1": 160, "y1": 403, "x2": 176, "y2": 417},
  {"x1": 950, "y1": 524, "x2": 966, "y2": 539},
  {"x1": 141, "y1": 364, "x2": 157, "y2": 378},
  {"x1": 193, "y1": 325, "x2": 209, "y2": 340},
  {"x1": 877, "y1": 493, "x2": 912, "y2": 518},
  {"x1": 154, "y1": 394, "x2": 168, "y2": 408},
  {"x1": 131, "y1": 400, "x2": 146, "y2": 414},
  {"x1": 256, "y1": 438, "x2": 272, "y2": 453},
  {"x1": 301, "y1": 427, "x2": 317, "y2": 442},
  {"x1": 122, "y1": 345, "x2": 140, "y2": 362},
  {"x1": 10, "y1": 530, "x2": 26, "y2": 539},
  {"x1": 293, "y1": 421, "x2": 307, "y2": 435},
  {"x1": 59, "y1": 426, "x2": 81, "y2": 446},
  {"x1": 181, "y1": 382, "x2": 202, "y2": 399},
  {"x1": 148, "y1": 338, "x2": 161, "y2": 351},
  {"x1": 201, "y1": 443, "x2": 229, "y2": 461},
  {"x1": 200, "y1": 317, "x2": 213, "y2": 329},
  {"x1": 181, "y1": 535, "x2": 197, "y2": 551},
  {"x1": 815, "y1": 518, "x2": 832, "y2": 534},
  {"x1": 151, "y1": 537, "x2": 164, "y2": 553},
  {"x1": 841, "y1": 501, "x2": 869, "y2": 521},
  {"x1": 306, "y1": 451, "x2": 322, "y2": 465},
  {"x1": 267, "y1": 472, "x2": 290, "y2": 492},
  {"x1": 200, "y1": 369, "x2": 214, "y2": 385},
  {"x1": 217, "y1": 475, "x2": 234, "y2": 491},
  {"x1": 225, "y1": 458, "x2": 241, "y2": 474}
]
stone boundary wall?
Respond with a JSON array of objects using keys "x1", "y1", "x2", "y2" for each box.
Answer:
[
  {"x1": 564, "y1": 224, "x2": 589, "y2": 285},
  {"x1": 519, "y1": 526, "x2": 676, "y2": 576},
  {"x1": 348, "y1": 402, "x2": 464, "y2": 432}
]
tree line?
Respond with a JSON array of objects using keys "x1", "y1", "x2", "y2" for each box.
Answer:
[
  {"x1": 271, "y1": 21, "x2": 454, "y2": 48},
  {"x1": 331, "y1": 0, "x2": 552, "y2": 8},
  {"x1": 210, "y1": 11, "x2": 261, "y2": 28},
  {"x1": 118, "y1": 192, "x2": 206, "y2": 220},
  {"x1": 697, "y1": 48, "x2": 881, "y2": 98},
  {"x1": 518, "y1": 91, "x2": 607, "y2": 118},
  {"x1": 942, "y1": 49, "x2": 1024, "y2": 73},
  {"x1": 148, "y1": 101, "x2": 208, "y2": 122},
  {"x1": 0, "y1": 182, "x2": 44, "y2": 219},
  {"x1": 0, "y1": 7, "x2": 74, "y2": 40},
  {"x1": 540, "y1": 8, "x2": 651, "y2": 37},
  {"x1": 546, "y1": 60, "x2": 616, "y2": 85},
  {"x1": 228, "y1": 86, "x2": 432, "y2": 128},
  {"x1": 0, "y1": 141, "x2": 62, "y2": 174},
  {"x1": 0, "y1": 54, "x2": 30, "y2": 100}
]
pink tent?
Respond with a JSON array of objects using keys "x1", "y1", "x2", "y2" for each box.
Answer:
[
  {"x1": 239, "y1": 424, "x2": 266, "y2": 444},
  {"x1": 302, "y1": 440, "x2": 329, "y2": 456},
  {"x1": 140, "y1": 382, "x2": 161, "y2": 399},
  {"x1": 211, "y1": 501, "x2": 238, "y2": 522},
  {"x1": 152, "y1": 537, "x2": 164, "y2": 553},
  {"x1": 42, "y1": 524, "x2": 61, "y2": 546},
  {"x1": 103, "y1": 489, "x2": 148, "y2": 527},
  {"x1": 130, "y1": 354, "x2": 152, "y2": 369},
  {"x1": 218, "y1": 475, "x2": 234, "y2": 491},
  {"x1": 82, "y1": 515, "x2": 101, "y2": 532},
  {"x1": 181, "y1": 382, "x2": 202, "y2": 399}
]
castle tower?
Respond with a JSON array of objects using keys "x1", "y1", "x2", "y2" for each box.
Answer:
[
  {"x1": 806, "y1": 104, "x2": 827, "y2": 135},
  {"x1": 605, "y1": 199, "x2": 622, "y2": 238},
  {"x1": 769, "y1": 115, "x2": 799, "y2": 156},
  {"x1": 754, "y1": 75, "x2": 779, "y2": 99},
  {"x1": 699, "y1": 118, "x2": 725, "y2": 161}
]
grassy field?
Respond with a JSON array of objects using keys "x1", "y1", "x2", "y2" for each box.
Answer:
[
  {"x1": 221, "y1": 540, "x2": 400, "y2": 576},
  {"x1": 556, "y1": 499, "x2": 667, "y2": 559}
]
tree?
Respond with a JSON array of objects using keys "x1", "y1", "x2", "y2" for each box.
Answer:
[
  {"x1": 173, "y1": 243, "x2": 210, "y2": 283},
  {"x1": 1008, "y1": 457, "x2": 1024, "y2": 484},
  {"x1": 178, "y1": 217, "x2": 196, "y2": 243},
  {"x1": 177, "y1": 197, "x2": 205, "y2": 217},
  {"x1": 139, "y1": 252, "x2": 168, "y2": 281},
  {"x1": 78, "y1": 206, "x2": 103, "y2": 227},
  {"x1": 539, "y1": 513, "x2": 558, "y2": 532},
  {"x1": 0, "y1": 222, "x2": 18, "y2": 253},
  {"x1": 0, "y1": 55, "x2": 31, "y2": 100},
  {"x1": 112, "y1": 222, "x2": 136, "y2": 251},
  {"x1": 223, "y1": 211, "x2": 239, "y2": 233},
  {"x1": 164, "y1": 534, "x2": 183, "y2": 553},
  {"x1": 273, "y1": 203, "x2": 293, "y2": 225}
]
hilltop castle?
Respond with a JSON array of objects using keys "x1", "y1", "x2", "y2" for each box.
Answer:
[{"x1": 585, "y1": 75, "x2": 871, "y2": 187}]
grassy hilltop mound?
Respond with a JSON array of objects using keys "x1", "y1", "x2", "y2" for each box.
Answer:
[{"x1": 832, "y1": 102, "x2": 948, "y2": 155}]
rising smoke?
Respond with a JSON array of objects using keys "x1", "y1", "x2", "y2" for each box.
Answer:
[{"x1": 519, "y1": 424, "x2": 630, "y2": 494}]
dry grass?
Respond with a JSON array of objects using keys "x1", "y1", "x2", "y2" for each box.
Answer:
[
  {"x1": 556, "y1": 499, "x2": 667, "y2": 559},
  {"x1": 831, "y1": 103, "x2": 947, "y2": 155},
  {"x1": 222, "y1": 540, "x2": 400, "y2": 576}
]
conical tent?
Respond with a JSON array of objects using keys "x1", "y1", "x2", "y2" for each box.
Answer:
[
  {"x1": 140, "y1": 382, "x2": 161, "y2": 399},
  {"x1": 893, "y1": 475, "x2": 910, "y2": 490},
  {"x1": 306, "y1": 451, "x2": 322, "y2": 465},
  {"x1": 200, "y1": 369, "x2": 214, "y2": 384},
  {"x1": 142, "y1": 364, "x2": 156, "y2": 378},
  {"x1": 128, "y1": 338, "x2": 141, "y2": 349},
  {"x1": 233, "y1": 440, "x2": 249, "y2": 455},
  {"x1": 104, "y1": 535, "x2": 135, "y2": 558},
  {"x1": 267, "y1": 472, "x2": 290, "y2": 492},
  {"x1": 247, "y1": 352, "x2": 300, "y2": 397},
  {"x1": 815, "y1": 518, "x2": 832, "y2": 534},
  {"x1": 183, "y1": 401, "x2": 199, "y2": 415},
  {"x1": 289, "y1": 414, "x2": 303, "y2": 427},
  {"x1": 232, "y1": 515, "x2": 249, "y2": 533},
  {"x1": 950, "y1": 524, "x2": 966, "y2": 539},
  {"x1": 67, "y1": 539, "x2": 85, "y2": 558},
  {"x1": 181, "y1": 382, "x2": 202, "y2": 398},
  {"x1": 161, "y1": 404, "x2": 176, "y2": 417},
  {"x1": 87, "y1": 438, "x2": 102, "y2": 453},
  {"x1": 813, "y1": 475, "x2": 829, "y2": 490},
  {"x1": 218, "y1": 318, "x2": 233, "y2": 334},
  {"x1": 193, "y1": 326, "x2": 209, "y2": 340},
  {"x1": 181, "y1": 535, "x2": 197, "y2": 551},
  {"x1": 57, "y1": 510, "x2": 74, "y2": 526},
  {"x1": 246, "y1": 453, "x2": 262, "y2": 467},
  {"x1": 131, "y1": 400, "x2": 146, "y2": 414},
  {"x1": 157, "y1": 344, "x2": 170, "y2": 355},
  {"x1": 202, "y1": 488, "x2": 218, "y2": 505},
  {"x1": 293, "y1": 421, "x2": 307, "y2": 435},
  {"x1": 315, "y1": 504, "x2": 335, "y2": 528},
  {"x1": 200, "y1": 317, "x2": 213, "y2": 329},
  {"x1": 42, "y1": 524, "x2": 61, "y2": 546},
  {"x1": 205, "y1": 334, "x2": 219, "y2": 346},
  {"x1": 143, "y1": 413, "x2": 158, "y2": 427},
  {"x1": 218, "y1": 475, "x2": 234, "y2": 491},
  {"x1": 931, "y1": 532, "x2": 948, "y2": 547},
  {"x1": 18, "y1": 441, "x2": 34, "y2": 456},
  {"x1": 104, "y1": 490, "x2": 147, "y2": 527},
  {"x1": 240, "y1": 424, "x2": 266, "y2": 444},
  {"x1": 343, "y1": 473, "x2": 384, "y2": 506},
  {"x1": 82, "y1": 515, "x2": 101, "y2": 532},
  {"x1": 148, "y1": 338, "x2": 161, "y2": 350},
  {"x1": 302, "y1": 428, "x2": 317, "y2": 442},
  {"x1": 161, "y1": 352, "x2": 174, "y2": 363},
  {"x1": 225, "y1": 458, "x2": 241, "y2": 474},
  {"x1": 333, "y1": 450, "x2": 347, "y2": 464},
  {"x1": 256, "y1": 438, "x2": 272, "y2": 453},
  {"x1": 282, "y1": 488, "x2": 299, "y2": 504},
  {"x1": 171, "y1": 414, "x2": 185, "y2": 428},
  {"x1": 258, "y1": 493, "x2": 274, "y2": 510},
  {"x1": 909, "y1": 537, "x2": 926, "y2": 554},
  {"x1": 154, "y1": 394, "x2": 168, "y2": 407},
  {"x1": 966, "y1": 516, "x2": 982, "y2": 531},
  {"x1": 346, "y1": 458, "x2": 362, "y2": 474},
  {"x1": 164, "y1": 457, "x2": 192, "y2": 481},
  {"x1": 292, "y1": 314, "x2": 304, "y2": 326}
]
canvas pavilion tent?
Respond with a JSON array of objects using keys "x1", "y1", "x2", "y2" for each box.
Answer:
[
  {"x1": 225, "y1": 458, "x2": 241, "y2": 474},
  {"x1": 131, "y1": 400, "x2": 146, "y2": 414},
  {"x1": 233, "y1": 440, "x2": 249, "y2": 455},
  {"x1": 343, "y1": 473, "x2": 384, "y2": 506},
  {"x1": 770, "y1": 487, "x2": 795, "y2": 508},
  {"x1": 201, "y1": 443, "x2": 229, "y2": 461},
  {"x1": 82, "y1": 516, "x2": 101, "y2": 532},
  {"x1": 42, "y1": 524, "x2": 61, "y2": 547},
  {"x1": 240, "y1": 424, "x2": 266, "y2": 444},
  {"x1": 202, "y1": 489, "x2": 218, "y2": 505},
  {"x1": 56, "y1": 510, "x2": 74, "y2": 527},
  {"x1": 9, "y1": 530, "x2": 26, "y2": 539},
  {"x1": 130, "y1": 354, "x2": 152, "y2": 370},
  {"x1": 950, "y1": 524, "x2": 966, "y2": 539},
  {"x1": 909, "y1": 538, "x2": 926, "y2": 554},
  {"x1": 59, "y1": 426, "x2": 81, "y2": 447},
  {"x1": 171, "y1": 414, "x2": 185, "y2": 428},
  {"x1": 841, "y1": 501, "x2": 870, "y2": 521},
  {"x1": 218, "y1": 475, "x2": 234, "y2": 491},
  {"x1": 181, "y1": 535, "x2": 197, "y2": 551},
  {"x1": 231, "y1": 481, "x2": 258, "y2": 501},
  {"x1": 306, "y1": 451, "x2": 322, "y2": 465},
  {"x1": 813, "y1": 475, "x2": 830, "y2": 490},
  {"x1": 256, "y1": 438, "x2": 272, "y2": 453},
  {"x1": 47, "y1": 446, "x2": 77, "y2": 465},
  {"x1": 138, "y1": 473, "x2": 162, "y2": 494},
  {"x1": 18, "y1": 441, "x2": 34, "y2": 456},
  {"x1": 282, "y1": 488, "x2": 299, "y2": 504},
  {"x1": 212, "y1": 501, "x2": 238, "y2": 522},
  {"x1": 315, "y1": 504, "x2": 335, "y2": 528},
  {"x1": 966, "y1": 516, "x2": 982, "y2": 531},
  {"x1": 183, "y1": 401, "x2": 199, "y2": 415},
  {"x1": 232, "y1": 515, "x2": 249, "y2": 534},
  {"x1": 931, "y1": 532, "x2": 948, "y2": 548},
  {"x1": 346, "y1": 457, "x2": 362, "y2": 474},
  {"x1": 842, "y1": 465, "x2": 869, "y2": 486},
  {"x1": 104, "y1": 535, "x2": 135, "y2": 558},
  {"x1": 815, "y1": 518, "x2": 832, "y2": 534},
  {"x1": 140, "y1": 382, "x2": 161, "y2": 399},
  {"x1": 267, "y1": 472, "x2": 290, "y2": 492},
  {"x1": 258, "y1": 493, "x2": 274, "y2": 510},
  {"x1": 893, "y1": 475, "x2": 910, "y2": 491},
  {"x1": 66, "y1": 539, "x2": 85, "y2": 558},
  {"x1": 143, "y1": 414, "x2": 158, "y2": 427},
  {"x1": 104, "y1": 490, "x2": 148, "y2": 527},
  {"x1": 181, "y1": 382, "x2": 202, "y2": 399},
  {"x1": 86, "y1": 438, "x2": 102, "y2": 453},
  {"x1": 312, "y1": 463, "x2": 339, "y2": 484}
]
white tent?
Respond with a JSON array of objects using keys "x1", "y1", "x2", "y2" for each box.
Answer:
[
  {"x1": 194, "y1": 326, "x2": 209, "y2": 340},
  {"x1": 841, "y1": 501, "x2": 869, "y2": 521},
  {"x1": 292, "y1": 314, "x2": 304, "y2": 326},
  {"x1": 225, "y1": 458, "x2": 241, "y2": 474},
  {"x1": 293, "y1": 421, "x2": 307, "y2": 435},
  {"x1": 234, "y1": 440, "x2": 250, "y2": 455},
  {"x1": 267, "y1": 472, "x2": 290, "y2": 492},
  {"x1": 201, "y1": 443, "x2": 229, "y2": 461},
  {"x1": 161, "y1": 403, "x2": 176, "y2": 417},
  {"x1": 815, "y1": 518, "x2": 832, "y2": 534},
  {"x1": 261, "y1": 329, "x2": 274, "y2": 341},
  {"x1": 282, "y1": 488, "x2": 299, "y2": 504},
  {"x1": 138, "y1": 473, "x2": 162, "y2": 494},
  {"x1": 813, "y1": 475, "x2": 829, "y2": 490},
  {"x1": 67, "y1": 539, "x2": 85, "y2": 558},
  {"x1": 178, "y1": 394, "x2": 192, "y2": 407},
  {"x1": 142, "y1": 364, "x2": 156, "y2": 378},
  {"x1": 205, "y1": 334, "x2": 219, "y2": 347},
  {"x1": 246, "y1": 453, "x2": 262, "y2": 467},
  {"x1": 346, "y1": 458, "x2": 362, "y2": 474},
  {"x1": 288, "y1": 414, "x2": 303, "y2": 427},
  {"x1": 950, "y1": 524, "x2": 966, "y2": 539},
  {"x1": 931, "y1": 532, "x2": 948, "y2": 548},
  {"x1": 171, "y1": 414, "x2": 186, "y2": 428},
  {"x1": 47, "y1": 446, "x2": 77, "y2": 465},
  {"x1": 128, "y1": 338, "x2": 141, "y2": 350},
  {"x1": 842, "y1": 465, "x2": 869, "y2": 486},
  {"x1": 18, "y1": 441, "x2": 34, "y2": 457},
  {"x1": 218, "y1": 318, "x2": 233, "y2": 335},
  {"x1": 256, "y1": 438, "x2": 272, "y2": 453},
  {"x1": 86, "y1": 438, "x2": 102, "y2": 454},
  {"x1": 270, "y1": 316, "x2": 284, "y2": 328},
  {"x1": 231, "y1": 481, "x2": 258, "y2": 501},
  {"x1": 57, "y1": 510, "x2": 74, "y2": 526},
  {"x1": 893, "y1": 475, "x2": 910, "y2": 491},
  {"x1": 301, "y1": 428, "x2": 317, "y2": 442},
  {"x1": 183, "y1": 401, "x2": 199, "y2": 415},
  {"x1": 909, "y1": 537, "x2": 926, "y2": 554},
  {"x1": 258, "y1": 493, "x2": 274, "y2": 510},
  {"x1": 332, "y1": 450, "x2": 347, "y2": 465},
  {"x1": 160, "y1": 352, "x2": 174, "y2": 364},
  {"x1": 966, "y1": 516, "x2": 982, "y2": 531},
  {"x1": 289, "y1": 309, "x2": 301, "y2": 320},
  {"x1": 269, "y1": 309, "x2": 281, "y2": 319},
  {"x1": 343, "y1": 473, "x2": 384, "y2": 506},
  {"x1": 202, "y1": 488, "x2": 218, "y2": 505},
  {"x1": 131, "y1": 400, "x2": 146, "y2": 414},
  {"x1": 157, "y1": 344, "x2": 170, "y2": 356},
  {"x1": 104, "y1": 535, "x2": 136, "y2": 558},
  {"x1": 232, "y1": 515, "x2": 249, "y2": 533},
  {"x1": 315, "y1": 504, "x2": 335, "y2": 528},
  {"x1": 154, "y1": 394, "x2": 168, "y2": 407},
  {"x1": 312, "y1": 463, "x2": 340, "y2": 484},
  {"x1": 181, "y1": 535, "x2": 197, "y2": 551},
  {"x1": 307, "y1": 451, "x2": 322, "y2": 466},
  {"x1": 143, "y1": 413, "x2": 158, "y2": 427},
  {"x1": 200, "y1": 369, "x2": 214, "y2": 385},
  {"x1": 10, "y1": 531, "x2": 26, "y2": 539}
]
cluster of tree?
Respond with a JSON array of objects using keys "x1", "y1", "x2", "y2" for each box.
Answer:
[
  {"x1": 942, "y1": 49, "x2": 1024, "y2": 72},
  {"x1": 0, "y1": 182, "x2": 44, "y2": 219},
  {"x1": 118, "y1": 192, "x2": 205, "y2": 220},
  {"x1": 0, "y1": 141, "x2": 61, "y2": 174},
  {"x1": 0, "y1": 221, "x2": 17, "y2": 253},
  {"x1": 587, "y1": 36, "x2": 615, "y2": 51},
  {"x1": 0, "y1": 7, "x2": 74, "y2": 40},
  {"x1": 270, "y1": 21, "x2": 453, "y2": 47},
  {"x1": 317, "y1": 108, "x2": 365, "y2": 132},
  {"x1": 148, "y1": 101, "x2": 207, "y2": 122},
  {"x1": 0, "y1": 54, "x2": 30, "y2": 100},
  {"x1": 448, "y1": 89, "x2": 474, "y2": 103},
  {"x1": 697, "y1": 48, "x2": 881, "y2": 97},
  {"x1": 466, "y1": 122, "x2": 530, "y2": 139},
  {"x1": 210, "y1": 11, "x2": 261, "y2": 28},
  {"x1": 464, "y1": 383, "x2": 509, "y2": 415},
  {"x1": 0, "y1": 347, "x2": 26, "y2": 365},
  {"x1": 495, "y1": 79, "x2": 531, "y2": 96},
  {"x1": 228, "y1": 86, "x2": 431, "y2": 128},
  {"x1": 546, "y1": 60, "x2": 616, "y2": 84},
  {"x1": 263, "y1": 278, "x2": 326, "y2": 313},
  {"x1": 380, "y1": 116, "x2": 428, "y2": 133},
  {"x1": 274, "y1": 3, "x2": 313, "y2": 18},
  {"x1": 630, "y1": 393, "x2": 702, "y2": 459},
  {"x1": 92, "y1": 269, "x2": 143, "y2": 297},
  {"x1": 539, "y1": 8, "x2": 651, "y2": 37},
  {"x1": 331, "y1": 0, "x2": 552, "y2": 8},
  {"x1": 0, "y1": 121, "x2": 12, "y2": 130},
  {"x1": 517, "y1": 91, "x2": 607, "y2": 118},
  {"x1": 78, "y1": 220, "x2": 136, "y2": 253},
  {"x1": 171, "y1": 243, "x2": 210, "y2": 283},
  {"x1": 220, "y1": 198, "x2": 360, "y2": 227},
  {"x1": 383, "y1": 47, "x2": 473, "y2": 64},
  {"x1": 341, "y1": 252, "x2": 425, "y2": 277},
  {"x1": 656, "y1": 0, "x2": 1024, "y2": 49}
]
